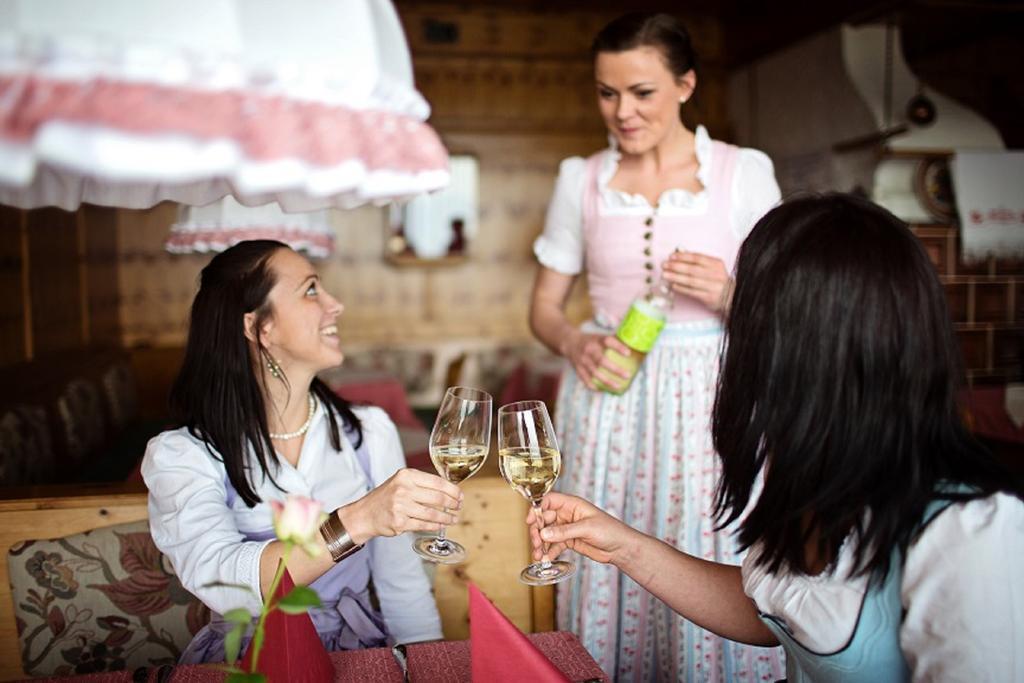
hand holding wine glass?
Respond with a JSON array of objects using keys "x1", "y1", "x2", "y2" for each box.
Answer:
[
  {"x1": 412, "y1": 386, "x2": 492, "y2": 564},
  {"x1": 497, "y1": 400, "x2": 576, "y2": 585}
]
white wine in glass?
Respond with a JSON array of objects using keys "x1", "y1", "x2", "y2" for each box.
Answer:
[
  {"x1": 497, "y1": 400, "x2": 576, "y2": 586},
  {"x1": 413, "y1": 386, "x2": 492, "y2": 564}
]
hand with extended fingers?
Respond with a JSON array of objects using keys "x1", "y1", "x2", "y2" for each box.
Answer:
[
  {"x1": 340, "y1": 468, "x2": 463, "y2": 545},
  {"x1": 661, "y1": 250, "x2": 734, "y2": 314},
  {"x1": 526, "y1": 491, "x2": 637, "y2": 566}
]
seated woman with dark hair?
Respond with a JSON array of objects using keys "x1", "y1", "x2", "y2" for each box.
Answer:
[
  {"x1": 530, "y1": 194, "x2": 1024, "y2": 681},
  {"x1": 143, "y1": 240, "x2": 459, "y2": 662}
]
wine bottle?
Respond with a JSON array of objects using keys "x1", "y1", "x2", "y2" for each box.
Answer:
[{"x1": 594, "y1": 280, "x2": 673, "y2": 394}]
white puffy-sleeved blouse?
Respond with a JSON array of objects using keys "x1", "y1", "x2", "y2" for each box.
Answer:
[
  {"x1": 533, "y1": 125, "x2": 781, "y2": 276},
  {"x1": 142, "y1": 403, "x2": 442, "y2": 644},
  {"x1": 742, "y1": 492, "x2": 1024, "y2": 681}
]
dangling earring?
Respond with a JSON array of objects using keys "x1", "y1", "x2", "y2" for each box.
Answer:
[{"x1": 266, "y1": 355, "x2": 284, "y2": 380}]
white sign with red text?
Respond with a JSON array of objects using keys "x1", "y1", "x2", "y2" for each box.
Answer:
[{"x1": 953, "y1": 150, "x2": 1024, "y2": 263}]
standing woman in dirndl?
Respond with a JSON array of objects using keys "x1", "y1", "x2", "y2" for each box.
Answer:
[{"x1": 529, "y1": 12, "x2": 785, "y2": 681}]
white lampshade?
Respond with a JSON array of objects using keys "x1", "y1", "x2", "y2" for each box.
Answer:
[{"x1": 0, "y1": 0, "x2": 449, "y2": 211}]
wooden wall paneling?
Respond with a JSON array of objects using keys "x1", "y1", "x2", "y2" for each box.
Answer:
[
  {"x1": 82, "y1": 205, "x2": 122, "y2": 346},
  {"x1": 993, "y1": 329, "x2": 1023, "y2": 376},
  {"x1": 911, "y1": 225, "x2": 953, "y2": 275},
  {"x1": 117, "y1": 203, "x2": 202, "y2": 348},
  {"x1": 399, "y1": 4, "x2": 721, "y2": 62},
  {"x1": 332, "y1": 263, "x2": 429, "y2": 343},
  {"x1": 26, "y1": 207, "x2": 82, "y2": 357},
  {"x1": 688, "y1": 65, "x2": 731, "y2": 138},
  {"x1": 130, "y1": 346, "x2": 184, "y2": 421},
  {"x1": 974, "y1": 282, "x2": 1011, "y2": 324},
  {"x1": 1015, "y1": 282, "x2": 1024, "y2": 324},
  {"x1": 399, "y1": 5, "x2": 613, "y2": 59},
  {"x1": 957, "y1": 328, "x2": 989, "y2": 373},
  {"x1": 0, "y1": 206, "x2": 27, "y2": 365},
  {"x1": 415, "y1": 56, "x2": 604, "y2": 135},
  {"x1": 76, "y1": 211, "x2": 90, "y2": 345},
  {"x1": 944, "y1": 282, "x2": 969, "y2": 322}
]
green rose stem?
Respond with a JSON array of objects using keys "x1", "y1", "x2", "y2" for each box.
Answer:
[
  {"x1": 249, "y1": 542, "x2": 293, "y2": 674},
  {"x1": 222, "y1": 495, "x2": 326, "y2": 681}
]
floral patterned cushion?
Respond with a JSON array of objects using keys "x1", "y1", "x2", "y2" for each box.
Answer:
[{"x1": 7, "y1": 520, "x2": 210, "y2": 676}]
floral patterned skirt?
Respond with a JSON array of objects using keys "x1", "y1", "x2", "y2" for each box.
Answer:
[{"x1": 554, "y1": 320, "x2": 785, "y2": 682}]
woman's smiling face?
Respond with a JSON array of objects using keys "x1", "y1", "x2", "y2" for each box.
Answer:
[
  {"x1": 259, "y1": 248, "x2": 344, "y2": 376},
  {"x1": 594, "y1": 46, "x2": 693, "y2": 156}
]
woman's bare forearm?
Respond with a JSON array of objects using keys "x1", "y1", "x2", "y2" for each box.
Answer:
[
  {"x1": 614, "y1": 531, "x2": 778, "y2": 646},
  {"x1": 529, "y1": 266, "x2": 580, "y2": 357},
  {"x1": 530, "y1": 298, "x2": 580, "y2": 357}
]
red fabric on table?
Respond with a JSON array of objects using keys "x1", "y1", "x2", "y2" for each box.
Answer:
[
  {"x1": 240, "y1": 569, "x2": 333, "y2": 682},
  {"x1": 468, "y1": 583, "x2": 570, "y2": 682},
  {"x1": 22, "y1": 633, "x2": 606, "y2": 682}
]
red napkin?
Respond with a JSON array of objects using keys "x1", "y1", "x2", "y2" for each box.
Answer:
[
  {"x1": 241, "y1": 570, "x2": 333, "y2": 683},
  {"x1": 469, "y1": 583, "x2": 570, "y2": 682}
]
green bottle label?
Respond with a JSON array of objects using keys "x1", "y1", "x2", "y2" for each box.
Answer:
[{"x1": 617, "y1": 301, "x2": 666, "y2": 352}]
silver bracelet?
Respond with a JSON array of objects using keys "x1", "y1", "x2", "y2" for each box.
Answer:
[{"x1": 319, "y1": 509, "x2": 363, "y2": 563}]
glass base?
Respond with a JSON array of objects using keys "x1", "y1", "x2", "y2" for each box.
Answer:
[
  {"x1": 519, "y1": 559, "x2": 576, "y2": 586},
  {"x1": 412, "y1": 535, "x2": 466, "y2": 565}
]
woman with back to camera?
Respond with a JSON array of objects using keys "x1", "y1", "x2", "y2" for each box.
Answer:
[
  {"x1": 528, "y1": 11, "x2": 784, "y2": 680},
  {"x1": 532, "y1": 194, "x2": 1024, "y2": 681},
  {"x1": 143, "y1": 240, "x2": 460, "y2": 662}
]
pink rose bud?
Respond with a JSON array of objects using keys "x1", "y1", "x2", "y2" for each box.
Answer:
[{"x1": 270, "y1": 495, "x2": 329, "y2": 557}]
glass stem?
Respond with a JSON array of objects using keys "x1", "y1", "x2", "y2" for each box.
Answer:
[
  {"x1": 433, "y1": 508, "x2": 450, "y2": 549},
  {"x1": 532, "y1": 501, "x2": 552, "y2": 569}
]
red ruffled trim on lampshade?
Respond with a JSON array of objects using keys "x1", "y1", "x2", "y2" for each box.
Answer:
[
  {"x1": 165, "y1": 226, "x2": 335, "y2": 258},
  {"x1": 0, "y1": 75, "x2": 448, "y2": 172}
]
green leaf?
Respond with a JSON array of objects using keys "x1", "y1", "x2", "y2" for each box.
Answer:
[
  {"x1": 222, "y1": 608, "x2": 253, "y2": 626},
  {"x1": 224, "y1": 622, "x2": 246, "y2": 667},
  {"x1": 276, "y1": 585, "x2": 322, "y2": 614},
  {"x1": 226, "y1": 674, "x2": 266, "y2": 683}
]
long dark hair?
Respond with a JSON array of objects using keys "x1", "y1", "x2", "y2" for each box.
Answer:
[
  {"x1": 170, "y1": 240, "x2": 362, "y2": 507},
  {"x1": 591, "y1": 13, "x2": 699, "y2": 80},
  {"x1": 713, "y1": 194, "x2": 1021, "y2": 580}
]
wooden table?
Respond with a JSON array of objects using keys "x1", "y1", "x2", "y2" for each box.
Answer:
[{"x1": 23, "y1": 631, "x2": 607, "y2": 682}]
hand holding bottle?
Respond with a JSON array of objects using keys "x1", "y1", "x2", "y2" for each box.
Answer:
[
  {"x1": 563, "y1": 330, "x2": 634, "y2": 392},
  {"x1": 594, "y1": 280, "x2": 674, "y2": 395},
  {"x1": 662, "y1": 251, "x2": 733, "y2": 314}
]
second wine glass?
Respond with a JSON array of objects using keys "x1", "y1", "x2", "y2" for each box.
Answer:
[
  {"x1": 497, "y1": 400, "x2": 576, "y2": 585},
  {"x1": 413, "y1": 386, "x2": 492, "y2": 564}
]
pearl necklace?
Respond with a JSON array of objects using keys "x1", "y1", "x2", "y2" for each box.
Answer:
[{"x1": 269, "y1": 394, "x2": 317, "y2": 440}]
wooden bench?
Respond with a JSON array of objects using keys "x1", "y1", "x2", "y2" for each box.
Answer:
[{"x1": 0, "y1": 477, "x2": 552, "y2": 681}]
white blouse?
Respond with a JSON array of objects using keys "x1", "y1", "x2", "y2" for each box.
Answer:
[
  {"x1": 742, "y1": 493, "x2": 1024, "y2": 681},
  {"x1": 142, "y1": 404, "x2": 443, "y2": 644},
  {"x1": 534, "y1": 125, "x2": 781, "y2": 276}
]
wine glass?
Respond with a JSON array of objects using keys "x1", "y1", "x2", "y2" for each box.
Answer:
[
  {"x1": 412, "y1": 386, "x2": 492, "y2": 564},
  {"x1": 496, "y1": 400, "x2": 576, "y2": 585}
]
